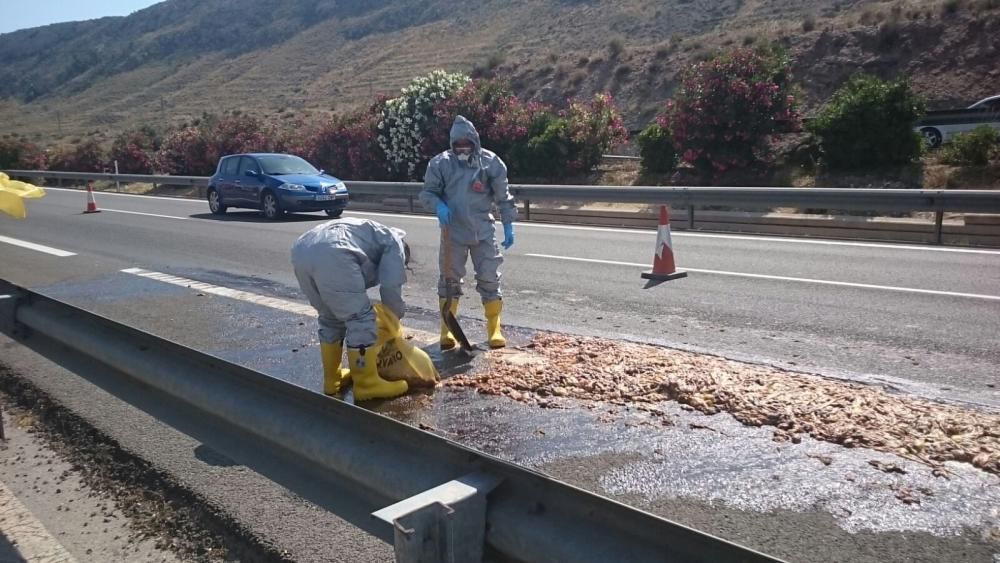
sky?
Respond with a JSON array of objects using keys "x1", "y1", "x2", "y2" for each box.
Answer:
[{"x1": 0, "y1": 0, "x2": 162, "y2": 34}]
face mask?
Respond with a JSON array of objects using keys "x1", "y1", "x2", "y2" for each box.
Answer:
[{"x1": 454, "y1": 143, "x2": 473, "y2": 159}]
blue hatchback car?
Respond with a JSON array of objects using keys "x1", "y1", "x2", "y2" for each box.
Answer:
[{"x1": 207, "y1": 153, "x2": 349, "y2": 220}]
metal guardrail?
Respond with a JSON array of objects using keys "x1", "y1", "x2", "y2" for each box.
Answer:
[
  {"x1": 7, "y1": 169, "x2": 1000, "y2": 245},
  {"x1": 8, "y1": 169, "x2": 1000, "y2": 212},
  {"x1": 0, "y1": 281, "x2": 784, "y2": 563},
  {"x1": 4, "y1": 170, "x2": 209, "y2": 187}
]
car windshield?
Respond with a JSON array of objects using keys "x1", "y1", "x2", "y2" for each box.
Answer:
[{"x1": 257, "y1": 155, "x2": 320, "y2": 176}]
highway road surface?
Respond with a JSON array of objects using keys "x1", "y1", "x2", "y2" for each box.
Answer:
[{"x1": 2, "y1": 187, "x2": 999, "y2": 562}]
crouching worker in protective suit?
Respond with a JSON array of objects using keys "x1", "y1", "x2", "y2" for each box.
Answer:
[
  {"x1": 420, "y1": 115, "x2": 516, "y2": 349},
  {"x1": 291, "y1": 217, "x2": 410, "y2": 401}
]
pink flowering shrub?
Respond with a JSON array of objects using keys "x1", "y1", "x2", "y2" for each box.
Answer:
[
  {"x1": 49, "y1": 139, "x2": 107, "y2": 172},
  {"x1": 306, "y1": 103, "x2": 388, "y2": 180},
  {"x1": 0, "y1": 136, "x2": 48, "y2": 170},
  {"x1": 657, "y1": 47, "x2": 800, "y2": 181},
  {"x1": 110, "y1": 127, "x2": 160, "y2": 174},
  {"x1": 156, "y1": 126, "x2": 215, "y2": 175},
  {"x1": 156, "y1": 113, "x2": 287, "y2": 175}
]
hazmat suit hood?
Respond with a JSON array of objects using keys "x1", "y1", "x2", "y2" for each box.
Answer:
[{"x1": 449, "y1": 116, "x2": 481, "y2": 163}]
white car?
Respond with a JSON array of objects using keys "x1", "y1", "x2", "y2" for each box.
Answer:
[
  {"x1": 916, "y1": 95, "x2": 1000, "y2": 148},
  {"x1": 968, "y1": 95, "x2": 1000, "y2": 111}
]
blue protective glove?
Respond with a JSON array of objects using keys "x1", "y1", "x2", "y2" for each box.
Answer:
[
  {"x1": 435, "y1": 200, "x2": 451, "y2": 227},
  {"x1": 502, "y1": 223, "x2": 514, "y2": 250}
]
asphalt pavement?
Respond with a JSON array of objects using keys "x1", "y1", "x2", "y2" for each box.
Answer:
[
  {"x1": 2, "y1": 187, "x2": 1000, "y2": 562},
  {"x1": 3, "y1": 187, "x2": 998, "y2": 406}
]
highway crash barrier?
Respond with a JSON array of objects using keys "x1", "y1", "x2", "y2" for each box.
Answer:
[{"x1": 0, "y1": 280, "x2": 785, "y2": 563}]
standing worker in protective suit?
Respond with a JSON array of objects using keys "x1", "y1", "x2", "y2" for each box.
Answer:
[
  {"x1": 420, "y1": 115, "x2": 516, "y2": 349},
  {"x1": 291, "y1": 217, "x2": 410, "y2": 401}
]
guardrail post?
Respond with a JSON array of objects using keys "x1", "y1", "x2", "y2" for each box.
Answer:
[
  {"x1": 525, "y1": 199, "x2": 531, "y2": 221},
  {"x1": 408, "y1": 195, "x2": 415, "y2": 213},
  {"x1": 373, "y1": 472, "x2": 502, "y2": 563},
  {"x1": 688, "y1": 206, "x2": 696, "y2": 230},
  {"x1": 934, "y1": 211, "x2": 944, "y2": 245}
]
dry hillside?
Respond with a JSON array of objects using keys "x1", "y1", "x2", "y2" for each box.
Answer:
[{"x1": 0, "y1": 0, "x2": 997, "y2": 145}]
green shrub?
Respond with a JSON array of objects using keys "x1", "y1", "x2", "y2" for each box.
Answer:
[
  {"x1": 608, "y1": 38, "x2": 625, "y2": 58},
  {"x1": 636, "y1": 123, "x2": 677, "y2": 173},
  {"x1": 941, "y1": 126, "x2": 999, "y2": 165},
  {"x1": 807, "y1": 74, "x2": 925, "y2": 169}
]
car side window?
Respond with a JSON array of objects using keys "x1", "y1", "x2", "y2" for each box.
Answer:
[
  {"x1": 221, "y1": 157, "x2": 239, "y2": 176},
  {"x1": 237, "y1": 156, "x2": 259, "y2": 177}
]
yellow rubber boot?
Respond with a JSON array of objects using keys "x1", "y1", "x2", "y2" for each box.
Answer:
[
  {"x1": 484, "y1": 299, "x2": 506, "y2": 349},
  {"x1": 439, "y1": 298, "x2": 459, "y2": 350},
  {"x1": 348, "y1": 347, "x2": 408, "y2": 401},
  {"x1": 319, "y1": 342, "x2": 351, "y2": 395},
  {"x1": 320, "y1": 341, "x2": 350, "y2": 396}
]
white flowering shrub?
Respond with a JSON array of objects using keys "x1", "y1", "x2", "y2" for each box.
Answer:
[{"x1": 376, "y1": 70, "x2": 470, "y2": 179}]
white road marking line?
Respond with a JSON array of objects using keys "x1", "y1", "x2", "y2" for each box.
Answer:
[
  {"x1": 119, "y1": 268, "x2": 440, "y2": 340},
  {"x1": 0, "y1": 480, "x2": 79, "y2": 563},
  {"x1": 526, "y1": 253, "x2": 1000, "y2": 302},
  {"x1": 41, "y1": 187, "x2": 1000, "y2": 255},
  {"x1": 524, "y1": 223, "x2": 1000, "y2": 255},
  {"x1": 102, "y1": 208, "x2": 189, "y2": 220},
  {"x1": 0, "y1": 235, "x2": 76, "y2": 257},
  {"x1": 121, "y1": 268, "x2": 318, "y2": 316}
]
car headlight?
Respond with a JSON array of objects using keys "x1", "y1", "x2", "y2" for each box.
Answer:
[
  {"x1": 332, "y1": 181, "x2": 347, "y2": 192},
  {"x1": 278, "y1": 183, "x2": 306, "y2": 191}
]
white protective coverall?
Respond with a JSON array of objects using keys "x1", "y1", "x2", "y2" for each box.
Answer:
[{"x1": 291, "y1": 217, "x2": 408, "y2": 348}]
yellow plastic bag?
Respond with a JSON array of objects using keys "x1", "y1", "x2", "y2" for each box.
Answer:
[
  {"x1": 373, "y1": 304, "x2": 440, "y2": 388},
  {"x1": 0, "y1": 173, "x2": 46, "y2": 219}
]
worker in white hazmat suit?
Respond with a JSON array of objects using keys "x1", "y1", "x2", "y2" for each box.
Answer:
[
  {"x1": 420, "y1": 116, "x2": 517, "y2": 349},
  {"x1": 291, "y1": 217, "x2": 410, "y2": 401}
]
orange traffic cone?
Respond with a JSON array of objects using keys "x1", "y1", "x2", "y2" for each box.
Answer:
[
  {"x1": 83, "y1": 182, "x2": 100, "y2": 214},
  {"x1": 641, "y1": 205, "x2": 687, "y2": 287}
]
